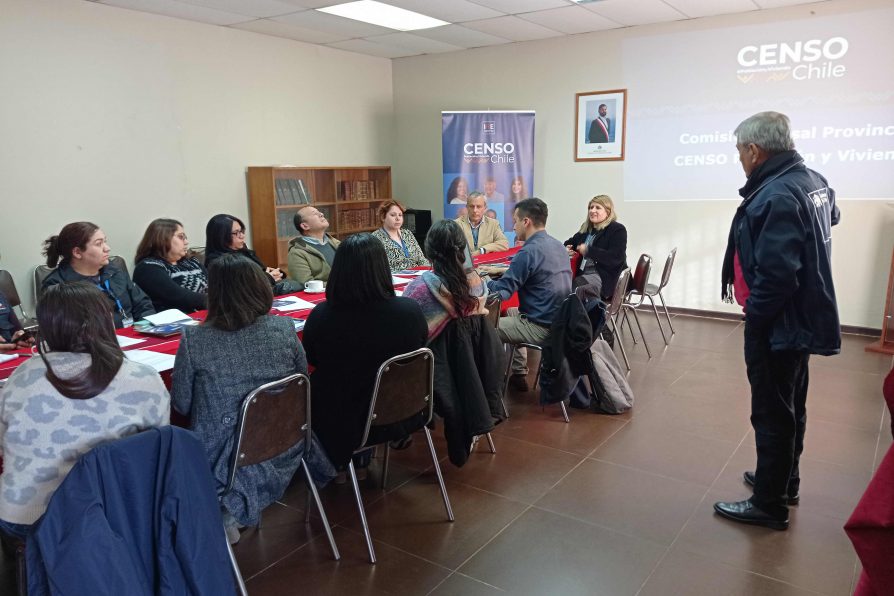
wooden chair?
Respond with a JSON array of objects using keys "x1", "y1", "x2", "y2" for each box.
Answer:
[{"x1": 223, "y1": 373, "x2": 339, "y2": 593}]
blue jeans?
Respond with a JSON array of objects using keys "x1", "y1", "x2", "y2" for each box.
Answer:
[{"x1": 0, "y1": 518, "x2": 30, "y2": 541}]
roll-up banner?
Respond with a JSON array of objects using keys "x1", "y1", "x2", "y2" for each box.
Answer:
[{"x1": 441, "y1": 111, "x2": 535, "y2": 245}]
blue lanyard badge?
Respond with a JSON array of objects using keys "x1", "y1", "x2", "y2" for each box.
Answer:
[
  {"x1": 389, "y1": 234, "x2": 411, "y2": 258},
  {"x1": 98, "y1": 280, "x2": 133, "y2": 327}
]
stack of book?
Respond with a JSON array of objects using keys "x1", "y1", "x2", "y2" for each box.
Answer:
[
  {"x1": 337, "y1": 180, "x2": 379, "y2": 202},
  {"x1": 275, "y1": 179, "x2": 312, "y2": 205},
  {"x1": 338, "y1": 207, "x2": 377, "y2": 232}
]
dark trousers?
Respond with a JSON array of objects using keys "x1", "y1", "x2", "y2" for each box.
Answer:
[{"x1": 744, "y1": 327, "x2": 809, "y2": 518}]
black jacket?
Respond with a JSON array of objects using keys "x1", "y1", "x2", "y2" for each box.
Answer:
[
  {"x1": 565, "y1": 221, "x2": 628, "y2": 299},
  {"x1": 43, "y1": 262, "x2": 155, "y2": 327},
  {"x1": 429, "y1": 316, "x2": 506, "y2": 467},
  {"x1": 539, "y1": 294, "x2": 593, "y2": 405},
  {"x1": 727, "y1": 150, "x2": 840, "y2": 355}
]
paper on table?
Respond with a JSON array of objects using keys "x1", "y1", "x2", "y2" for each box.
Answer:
[
  {"x1": 0, "y1": 353, "x2": 20, "y2": 364},
  {"x1": 117, "y1": 336, "x2": 146, "y2": 348},
  {"x1": 125, "y1": 349, "x2": 176, "y2": 372},
  {"x1": 144, "y1": 309, "x2": 193, "y2": 325},
  {"x1": 271, "y1": 296, "x2": 317, "y2": 312},
  {"x1": 392, "y1": 275, "x2": 412, "y2": 286},
  {"x1": 394, "y1": 290, "x2": 403, "y2": 297}
]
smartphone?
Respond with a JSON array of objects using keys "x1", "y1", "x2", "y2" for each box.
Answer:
[{"x1": 15, "y1": 329, "x2": 33, "y2": 343}]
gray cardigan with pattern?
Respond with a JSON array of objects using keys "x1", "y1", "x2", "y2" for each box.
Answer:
[{"x1": 172, "y1": 315, "x2": 333, "y2": 526}]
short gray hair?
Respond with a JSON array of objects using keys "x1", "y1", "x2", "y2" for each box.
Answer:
[
  {"x1": 734, "y1": 111, "x2": 795, "y2": 153},
  {"x1": 467, "y1": 191, "x2": 486, "y2": 205}
]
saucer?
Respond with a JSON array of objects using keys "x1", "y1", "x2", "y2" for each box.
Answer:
[{"x1": 304, "y1": 288, "x2": 325, "y2": 294}]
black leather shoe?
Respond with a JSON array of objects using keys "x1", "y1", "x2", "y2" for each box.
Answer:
[
  {"x1": 713, "y1": 499, "x2": 789, "y2": 530},
  {"x1": 743, "y1": 471, "x2": 800, "y2": 505},
  {"x1": 508, "y1": 374, "x2": 529, "y2": 392}
]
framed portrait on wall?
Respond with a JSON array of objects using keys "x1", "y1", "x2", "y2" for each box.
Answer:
[{"x1": 575, "y1": 89, "x2": 627, "y2": 162}]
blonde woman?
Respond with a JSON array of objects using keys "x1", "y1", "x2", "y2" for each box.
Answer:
[{"x1": 564, "y1": 195, "x2": 627, "y2": 300}]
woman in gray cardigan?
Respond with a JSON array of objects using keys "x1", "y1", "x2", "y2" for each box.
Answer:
[{"x1": 172, "y1": 254, "x2": 334, "y2": 543}]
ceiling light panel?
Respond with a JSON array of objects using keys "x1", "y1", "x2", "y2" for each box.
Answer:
[{"x1": 317, "y1": 0, "x2": 449, "y2": 31}]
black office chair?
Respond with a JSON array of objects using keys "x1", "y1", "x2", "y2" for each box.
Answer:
[{"x1": 0, "y1": 270, "x2": 37, "y2": 330}]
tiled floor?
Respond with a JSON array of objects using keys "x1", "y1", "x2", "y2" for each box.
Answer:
[{"x1": 2, "y1": 314, "x2": 891, "y2": 595}]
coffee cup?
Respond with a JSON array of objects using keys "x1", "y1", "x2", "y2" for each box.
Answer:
[{"x1": 304, "y1": 280, "x2": 324, "y2": 292}]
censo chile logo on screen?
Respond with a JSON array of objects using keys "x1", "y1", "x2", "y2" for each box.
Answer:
[{"x1": 735, "y1": 36, "x2": 849, "y2": 83}]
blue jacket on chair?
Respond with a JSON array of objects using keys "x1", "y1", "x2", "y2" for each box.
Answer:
[{"x1": 26, "y1": 427, "x2": 236, "y2": 596}]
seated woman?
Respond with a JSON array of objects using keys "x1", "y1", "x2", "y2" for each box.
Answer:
[
  {"x1": 371, "y1": 200, "x2": 429, "y2": 272},
  {"x1": 172, "y1": 253, "x2": 331, "y2": 543},
  {"x1": 303, "y1": 234, "x2": 427, "y2": 476},
  {"x1": 564, "y1": 195, "x2": 628, "y2": 300},
  {"x1": 403, "y1": 220, "x2": 504, "y2": 466},
  {"x1": 0, "y1": 291, "x2": 32, "y2": 352},
  {"x1": 42, "y1": 222, "x2": 155, "y2": 327},
  {"x1": 204, "y1": 213, "x2": 300, "y2": 296},
  {"x1": 402, "y1": 219, "x2": 488, "y2": 341},
  {"x1": 0, "y1": 282, "x2": 170, "y2": 540},
  {"x1": 133, "y1": 218, "x2": 208, "y2": 313}
]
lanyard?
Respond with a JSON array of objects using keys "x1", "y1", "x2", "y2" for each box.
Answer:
[
  {"x1": 98, "y1": 279, "x2": 125, "y2": 315},
  {"x1": 386, "y1": 230, "x2": 411, "y2": 258}
]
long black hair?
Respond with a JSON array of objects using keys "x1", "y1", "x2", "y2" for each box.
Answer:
[
  {"x1": 204, "y1": 253, "x2": 273, "y2": 332},
  {"x1": 37, "y1": 282, "x2": 124, "y2": 399},
  {"x1": 424, "y1": 220, "x2": 478, "y2": 316},
  {"x1": 205, "y1": 213, "x2": 246, "y2": 255},
  {"x1": 326, "y1": 233, "x2": 394, "y2": 308}
]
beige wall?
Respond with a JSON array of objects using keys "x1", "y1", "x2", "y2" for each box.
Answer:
[
  {"x1": 392, "y1": 0, "x2": 894, "y2": 329},
  {"x1": 0, "y1": 0, "x2": 393, "y2": 312}
]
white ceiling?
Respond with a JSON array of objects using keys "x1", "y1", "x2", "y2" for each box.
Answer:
[{"x1": 86, "y1": 0, "x2": 829, "y2": 59}]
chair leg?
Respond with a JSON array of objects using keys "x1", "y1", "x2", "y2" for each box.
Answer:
[
  {"x1": 609, "y1": 317, "x2": 631, "y2": 372},
  {"x1": 305, "y1": 487, "x2": 312, "y2": 524},
  {"x1": 424, "y1": 427, "x2": 455, "y2": 522},
  {"x1": 647, "y1": 294, "x2": 669, "y2": 345},
  {"x1": 303, "y1": 459, "x2": 340, "y2": 561},
  {"x1": 658, "y1": 290, "x2": 675, "y2": 334},
  {"x1": 485, "y1": 432, "x2": 497, "y2": 454},
  {"x1": 224, "y1": 527, "x2": 249, "y2": 596},
  {"x1": 532, "y1": 364, "x2": 542, "y2": 391},
  {"x1": 502, "y1": 344, "x2": 516, "y2": 396},
  {"x1": 622, "y1": 308, "x2": 637, "y2": 344},
  {"x1": 500, "y1": 395, "x2": 510, "y2": 418},
  {"x1": 256, "y1": 511, "x2": 262, "y2": 530},
  {"x1": 382, "y1": 443, "x2": 391, "y2": 490},
  {"x1": 559, "y1": 400, "x2": 570, "y2": 423},
  {"x1": 630, "y1": 309, "x2": 652, "y2": 358},
  {"x1": 348, "y1": 460, "x2": 377, "y2": 564},
  {"x1": 15, "y1": 543, "x2": 26, "y2": 596}
]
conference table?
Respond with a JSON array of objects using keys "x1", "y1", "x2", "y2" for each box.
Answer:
[{"x1": 0, "y1": 247, "x2": 521, "y2": 384}]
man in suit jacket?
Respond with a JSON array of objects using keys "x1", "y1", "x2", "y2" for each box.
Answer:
[
  {"x1": 455, "y1": 192, "x2": 509, "y2": 254},
  {"x1": 288, "y1": 206, "x2": 340, "y2": 284},
  {"x1": 588, "y1": 104, "x2": 612, "y2": 144}
]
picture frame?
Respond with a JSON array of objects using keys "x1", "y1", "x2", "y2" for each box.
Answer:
[{"x1": 574, "y1": 89, "x2": 627, "y2": 162}]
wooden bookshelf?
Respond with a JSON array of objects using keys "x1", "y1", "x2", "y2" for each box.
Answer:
[{"x1": 246, "y1": 166, "x2": 392, "y2": 270}]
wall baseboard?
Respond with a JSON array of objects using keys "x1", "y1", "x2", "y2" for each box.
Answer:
[{"x1": 666, "y1": 306, "x2": 882, "y2": 338}]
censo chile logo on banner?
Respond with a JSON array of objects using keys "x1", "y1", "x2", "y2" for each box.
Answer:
[
  {"x1": 463, "y1": 142, "x2": 516, "y2": 164},
  {"x1": 735, "y1": 36, "x2": 849, "y2": 83}
]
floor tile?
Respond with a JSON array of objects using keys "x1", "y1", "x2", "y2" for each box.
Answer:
[
  {"x1": 458, "y1": 508, "x2": 666, "y2": 596},
  {"x1": 245, "y1": 526, "x2": 451, "y2": 595},
  {"x1": 492, "y1": 402, "x2": 628, "y2": 456},
  {"x1": 639, "y1": 547, "x2": 820, "y2": 596},
  {"x1": 535, "y1": 459, "x2": 706, "y2": 545},
  {"x1": 675, "y1": 491, "x2": 857, "y2": 595},
  {"x1": 428, "y1": 572, "x2": 506, "y2": 595},
  {"x1": 342, "y1": 476, "x2": 527, "y2": 569},
  {"x1": 232, "y1": 501, "x2": 323, "y2": 579}
]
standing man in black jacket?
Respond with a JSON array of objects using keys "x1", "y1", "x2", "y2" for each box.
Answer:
[{"x1": 715, "y1": 111, "x2": 840, "y2": 531}]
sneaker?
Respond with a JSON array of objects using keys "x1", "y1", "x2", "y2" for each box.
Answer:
[{"x1": 508, "y1": 374, "x2": 529, "y2": 392}]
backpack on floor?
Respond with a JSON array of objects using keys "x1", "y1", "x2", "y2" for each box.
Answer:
[{"x1": 587, "y1": 339, "x2": 634, "y2": 414}]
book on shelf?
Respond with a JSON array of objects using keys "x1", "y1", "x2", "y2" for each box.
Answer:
[
  {"x1": 295, "y1": 179, "x2": 312, "y2": 204},
  {"x1": 274, "y1": 179, "x2": 290, "y2": 205},
  {"x1": 337, "y1": 180, "x2": 380, "y2": 202}
]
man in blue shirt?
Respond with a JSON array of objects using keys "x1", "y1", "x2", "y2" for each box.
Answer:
[{"x1": 488, "y1": 198, "x2": 572, "y2": 391}]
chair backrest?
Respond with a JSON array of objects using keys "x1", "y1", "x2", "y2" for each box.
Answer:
[
  {"x1": 189, "y1": 247, "x2": 206, "y2": 266},
  {"x1": 659, "y1": 247, "x2": 677, "y2": 290},
  {"x1": 357, "y1": 348, "x2": 434, "y2": 449},
  {"x1": 606, "y1": 268, "x2": 630, "y2": 317},
  {"x1": 0, "y1": 270, "x2": 22, "y2": 308},
  {"x1": 108, "y1": 255, "x2": 129, "y2": 278},
  {"x1": 224, "y1": 373, "x2": 310, "y2": 495},
  {"x1": 33, "y1": 264, "x2": 55, "y2": 305},
  {"x1": 484, "y1": 292, "x2": 502, "y2": 329},
  {"x1": 628, "y1": 254, "x2": 653, "y2": 298}
]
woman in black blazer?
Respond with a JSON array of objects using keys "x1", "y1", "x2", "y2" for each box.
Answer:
[{"x1": 564, "y1": 195, "x2": 628, "y2": 300}]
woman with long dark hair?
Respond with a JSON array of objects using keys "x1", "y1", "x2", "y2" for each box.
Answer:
[
  {"x1": 0, "y1": 282, "x2": 169, "y2": 540},
  {"x1": 42, "y1": 222, "x2": 155, "y2": 327},
  {"x1": 133, "y1": 218, "x2": 208, "y2": 313},
  {"x1": 303, "y1": 234, "x2": 427, "y2": 477},
  {"x1": 172, "y1": 253, "x2": 330, "y2": 543},
  {"x1": 203, "y1": 214, "x2": 300, "y2": 296},
  {"x1": 564, "y1": 194, "x2": 628, "y2": 300},
  {"x1": 403, "y1": 219, "x2": 488, "y2": 340}
]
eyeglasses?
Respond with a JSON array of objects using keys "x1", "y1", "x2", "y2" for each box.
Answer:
[
  {"x1": 231, "y1": 229, "x2": 246, "y2": 237},
  {"x1": 174, "y1": 233, "x2": 188, "y2": 241}
]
